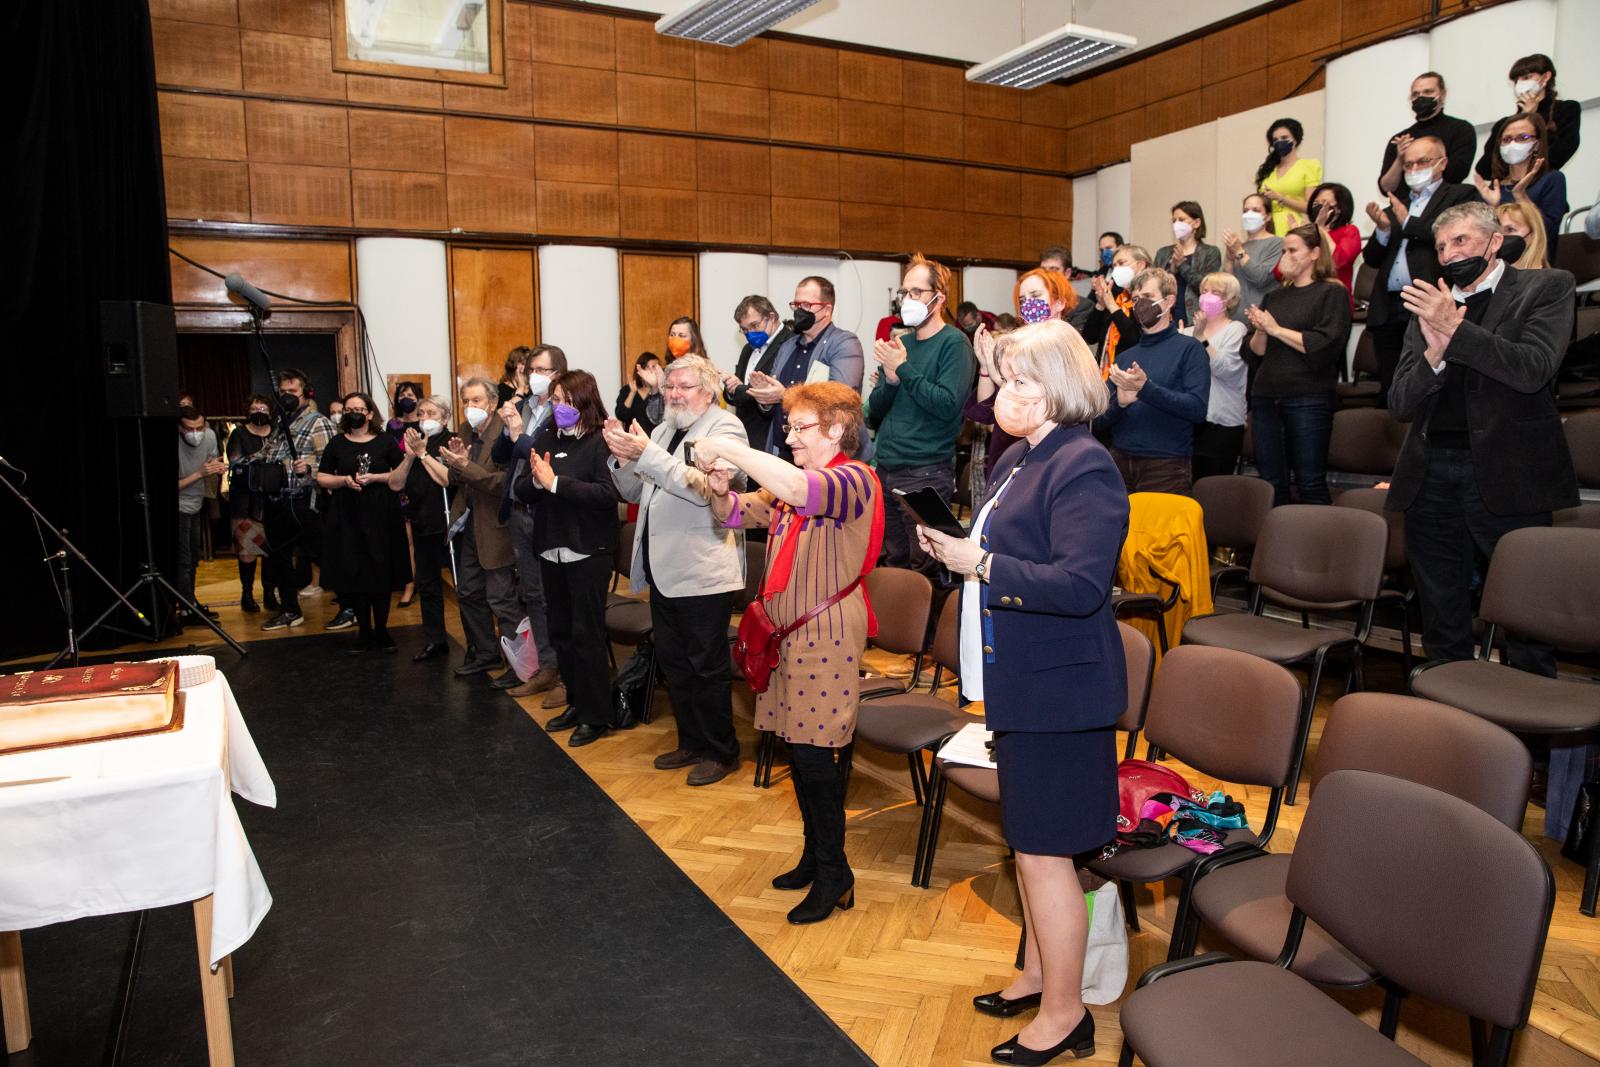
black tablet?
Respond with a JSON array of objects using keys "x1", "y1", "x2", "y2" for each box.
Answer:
[{"x1": 890, "y1": 486, "x2": 966, "y2": 539}]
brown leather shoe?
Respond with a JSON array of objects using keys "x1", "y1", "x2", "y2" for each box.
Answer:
[
  {"x1": 540, "y1": 684, "x2": 569, "y2": 709},
  {"x1": 506, "y1": 677, "x2": 543, "y2": 698},
  {"x1": 524, "y1": 667, "x2": 560, "y2": 694},
  {"x1": 687, "y1": 758, "x2": 739, "y2": 787},
  {"x1": 653, "y1": 747, "x2": 700, "y2": 770}
]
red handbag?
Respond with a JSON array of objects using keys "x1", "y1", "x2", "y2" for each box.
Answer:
[
  {"x1": 734, "y1": 577, "x2": 863, "y2": 694},
  {"x1": 1115, "y1": 759, "x2": 1205, "y2": 845}
]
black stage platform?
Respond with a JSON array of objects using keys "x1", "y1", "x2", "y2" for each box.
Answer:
[{"x1": 6, "y1": 632, "x2": 868, "y2": 1065}]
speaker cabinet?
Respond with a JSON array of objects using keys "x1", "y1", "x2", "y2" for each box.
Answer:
[{"x1": 101, "y1": 300, "x2": 178, "y2": 418}]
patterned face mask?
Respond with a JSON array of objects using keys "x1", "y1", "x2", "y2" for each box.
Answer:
[{"x1": 1018, "y1": 295, "x2": 1053, "y2": 324}]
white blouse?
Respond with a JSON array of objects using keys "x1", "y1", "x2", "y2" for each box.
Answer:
[{"x1": 959, "y1": 464, "x2": 1023, "y2": 702}]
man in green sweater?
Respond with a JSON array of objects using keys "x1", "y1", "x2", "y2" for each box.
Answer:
[{"x1": 867, "y1": 252, "x2": 975, "y2": 579}]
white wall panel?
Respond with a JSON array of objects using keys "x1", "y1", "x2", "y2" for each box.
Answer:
[
  {"x1": 1072, "y1": 174, "x2": 1100, "y2": 268},
  {"x1": 767, "y1": 254, "x2": 900, "y2": 345},
  {"x1": 1131, "y1": 122, "x2": 1218, "y2": 254},
  {"x1": 962, "y1": 266, "x2": 1020, "y2": 316},
  {"x1": 1325, "y1": 36, "x2": 1431, "y2": 236},
  {"x1": 354, "y1": 237, "x2": 451, "y2": 419},
  {"x1": 1562, "y1": 103, "x2": 1600, "y2": 236},
  {"x1": 538, "y1": 245, "x2": 622, "y2": 404},
  {"x1": 697, "y1": 252, "x2": 769, "y2": 373},
  {"x1": 1555, "y1": 0, "x2": 1600, "y2": 105},
  {"x1": 1431, "y1": 0, "x2": 1556, "y2": 133},
  {"x1": 1096, "y1": 164, "x2": 1132, "y2": 255}
]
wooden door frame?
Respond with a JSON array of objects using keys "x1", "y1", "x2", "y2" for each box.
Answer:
[
  {"x1": 444, "y1": 242, "x2": 541, "y2": 396},
  {"x1": 616, "y1": 249, "x2": 699, "y2": 385},
  {"x1": 174, "y1": 308, "x2": 362, "y2": 399}
]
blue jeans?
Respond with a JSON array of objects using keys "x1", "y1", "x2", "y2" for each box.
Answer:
[{"x1": 1249, "y1": 394, "x2": 1333, "y2": 506}]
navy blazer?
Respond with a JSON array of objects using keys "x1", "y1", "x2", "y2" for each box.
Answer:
[{"x1": 964, "y1": 423, "x2": 1130, "y2": 734}]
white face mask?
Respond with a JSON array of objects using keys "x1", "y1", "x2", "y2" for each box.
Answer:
[
  {"x1": 419, "y1": 418, "x2": 442, "y2": 436},
  {"x1": 182, "y1": 430, "x2": 205, "y2": 446},
  {"x1": 465, "y1": 406, "x2": 489, "y2": 430},
  {"x1": 525, "y1": 373, "x2": 550, "y2": 398},
  {"x1": 1499, "y1": 140, "x2": 1534, "y2": 166},
  {"x1": 900, "y1": 296, "x2": 931, "y2": 328},
  {"x1": 1172, "y1": 220, "x2": 1194, "y2": 241},
  {"x1": 1240, "y1": 210, "x2": 1266, "y2": 234},
  {"x1": 1403, "y1": 166, "x2": 1434, "y2": 190},
  {"x1": 1109, "y1": 264, "x2": 1135, "y2": 289},
  {"x1": 1513, "y1": 78, "x2": 1542, "y2": 98}
]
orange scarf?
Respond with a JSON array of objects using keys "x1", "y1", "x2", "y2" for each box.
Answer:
[{"x1": 1101, "y1": 289, "x2": 1135, "y2": 378}]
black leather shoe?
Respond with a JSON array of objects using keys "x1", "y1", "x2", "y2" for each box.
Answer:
[
  {"x1": 568, "y1": 723, "x2": 608, "y2": 747},
  {"x1": 454, "y1": 659, "x2": 498, "y2": 677},
  {"x1": 974, "y1": 990, "x2": 1043, "y2": 1018},
  {"x1": 412, "y1": 642, "x2": 448, "y2": 663},
  {"x1": 786, "y1": 881, "x2": 854, "y2": 925},
  {"x1": 546, "y1": 707, "x2": 581, "y2": 731},
  {"x1": 346, "y1": 634, "x2": 374, "y2": 655},
  {"x1": 990, "y1": 1009, "x2": 1094, "y2": 1064},
  {"x1": 489, "y1": 669, "x2": 522, "y2": 690},
  {"x1": 375, "y1": 632, "x2": 397, "y2": 655}
]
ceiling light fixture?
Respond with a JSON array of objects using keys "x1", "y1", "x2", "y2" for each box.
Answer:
[
  {"x1": 965, "y1": 22, "x2": 1136, "y2": 88},
  {"x1": 655, "y1": 0, "x2": 823, "y2": 47}
]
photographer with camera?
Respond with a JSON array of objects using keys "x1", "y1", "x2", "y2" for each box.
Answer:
[{"x1": 254, "y1": 368, "x2": 335, "y2": 631}]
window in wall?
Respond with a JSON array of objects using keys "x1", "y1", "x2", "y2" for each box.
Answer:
[{"x1": 333, "y1": 0, "x2": 505, "y2": 86}]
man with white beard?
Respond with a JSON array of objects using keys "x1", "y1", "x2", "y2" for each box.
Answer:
[{"x1": 606, "y1": 355, "x2": 749, "y2": 786}]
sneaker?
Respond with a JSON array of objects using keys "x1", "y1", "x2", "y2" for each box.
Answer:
[
  {"x1": 299, "y1": 584, "x2": 323, "y2": 597},
  {"x1": 324, "y1": 607, "x2": 357, "y2": 631},
  {"x1": 261, "y1": 612, "x2": 304, "y2": 632},
  {"x1": 240, "y1": 595, "x2": 260, "y2": 614}
]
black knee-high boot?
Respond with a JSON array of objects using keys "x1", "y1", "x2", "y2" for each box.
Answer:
[
  {"x1": 347, "y1": 593, "x2": 374, "y2": 653},
  {"x1": 773, "y1": 741, "x2": 817, "y2": 891},
  {"x1": 787, "y1": 743, "x2": 854, "y2": 925}
]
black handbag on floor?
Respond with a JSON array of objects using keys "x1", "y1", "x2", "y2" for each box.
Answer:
[
  {"x1": 1563, "y1": 777, "x2": 1600, "y2": 865},
  {"x1": 610, "y1": 640, "x2": 655, "y2": 729}
]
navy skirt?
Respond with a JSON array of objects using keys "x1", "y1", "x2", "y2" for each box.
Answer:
[{"x1": 993, "y1": 728, "x2": 1119, "y2": 857}]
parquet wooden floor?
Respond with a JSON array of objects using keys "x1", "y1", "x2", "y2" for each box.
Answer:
[{"x1": 41, "y1": 560, "x2": 1600, "y2": 1066}]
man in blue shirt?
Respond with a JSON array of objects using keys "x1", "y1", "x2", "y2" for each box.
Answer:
[{"x1": 1094, "y1": 267, "x2": 1209, "y2": 495}]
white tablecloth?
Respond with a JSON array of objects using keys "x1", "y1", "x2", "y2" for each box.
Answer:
[{"x1": 0, "y1": 672, "x2": 275, "y2": 965}]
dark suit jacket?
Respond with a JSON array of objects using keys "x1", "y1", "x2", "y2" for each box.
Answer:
[
  {"x1": 1386, "y1": 265, "x2": 1579, "y2": 516},
  {"x1": 510, "y1": 426, "x2": 619, "y2": 557},
  {"x1": 725, "y1": 324, "x2": 793, "y2": 449},
  {"x1": 964, "y1": 423, "x2": 1130, "y2": 733},
  {"x1": 1360, "y1": 182, "x2": 1478, "y2": 327}
]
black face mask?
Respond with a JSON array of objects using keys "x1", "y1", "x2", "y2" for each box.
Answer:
[
  {"x1": 341, "y1": 412, "x2": 368, "y2": 432},
  {"x1": 1272, "y1": 138, "x2": 1295, "y2": 157},
  {"x1": 277, "y1": 391, "x2": 301, "y2": 413},
  {"x1": 1438, "y1": 237, "x2": 1500, "y2": 290},
  {"x1": 1133, "y1": 297, "x2": 1165, "y2": 329},
  {"x1": 396, "y1": 395, "x2": 417, "y2": 414},
  {"x1": 1498, "y1": 233, "x2": 1526, "y2": 265},
  {"x1": 789, "y1": 307, "x2": 816, "y2": 334},
  {"x1": 247, "y1": 411, "x2": 272, "y2": 426},
  {"x1": 1411, "y1": 95, "x2": 1440, "y2": 119}
]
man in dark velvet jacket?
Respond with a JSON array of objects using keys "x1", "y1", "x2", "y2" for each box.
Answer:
[{"x1": 1386, "y1": 201, "x2": 1577, "y2": 674}]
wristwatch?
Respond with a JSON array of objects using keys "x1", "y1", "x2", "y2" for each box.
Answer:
[{"x1": 974, "y1": 552, "x2": 993, "y2": 581}]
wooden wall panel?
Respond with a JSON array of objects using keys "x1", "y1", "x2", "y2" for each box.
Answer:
[
  {"x1": 1019, "y1": 174, "x2": 1072, "y2": 222},
  {"x1": 839, "y1": 100, "x2": 901, "y2": 152},
  {"x1": 838, "y1": 52, "x2": 902, "y2": 106},
  {"x1": 450, "y1": 246, "x2": 538, "y2": 388},
  {"x1": 902, "y1": 62, "x2": 965, "y2": 114},
  {"x1": 347, "y1": 73, "x2": 442, "y2": 109},
  {"x1": 238, "y1": 0, "x2": 328, "y2": 37},
  {"x1": 158, "y1": 92, "x2": 246, "y2": 161},
  {"x1": 696, "y1": 141, "x2": 770, "y2": 195},
  {"x1": 612, "y1": 18, "x2": 696, "y2": 79},
  {"x1": 695, "y1": 83, "x2": 769, "y2": 139},
  {"x1": 531, "y1": 6, "x2": 616, "y2": 69},
  {"x1": 170, "y1": 237, "x2": 353, "y2": 305},
  {"x1": 698, "y1": 192, "x2": 770, "y2": 245},
  {"x1": 696, "y1": 38, "x2": 768, "y2": 88},
  {"x1": 444, "y1": 59, "x2": 535, "y2": 116},
  {"x1": 505, "y1": 1, "x2": 532, "y2": 61},
  {"x1": 616, "y1": 73, "x2": 695, "y2": 131},
  {"x1": 165, "y1": 158, "x2": 251, "y2": 221},
  {"x1": 447, "y1": 176, "x2": 537, "y2": 232},
  {"x1": 618, "y1": 133, "x2": 697, "y2": 190},
  {"x1": 770, "y1": 148, "x2": 838, "y2": 202},
  {"x1": 250, "y1": 162, "x2": 352, "y2": 226},
  {"x1": 905, "y1": 160, "x2": 964, "y2": 212},
  {"x1": 772, "y1": 198, "x2": 839, "y2": 249},
  {"x1": 840, "y1": 203, "x2": 902, "y2": 253},
  {"x1": 150, "y1": 0, "x2": 237, "y2": 26},
  {"x1": 348, "y1": 111, "x2": 445, "y2": 172},
  {"x1": 532, "y1": 64, "x2": 618, "y2": 124},
  {"x1": 621, "y1": 187, "x2": 698, "y2": 241},
  {"x1": 903, "y1": 208, "x2": 964, "y2": 258},
  {"x1": 964, "y1": 81, "x2": 1019, "y2": 122},
  {"x1": 769, "y1": 40, "x2": 833, "y2": 95},
  {"x1": 964, "y1": 169, "x2": 1019, "y2": 216},
  {"x1": 151, "y1": 19, "x2": 242, "y2": 90},
  {"x1": 619, "y1": 253, "x2": 697, "y2": 378},
  {"x1": 903, "y1": 108, "x2": 964, "y2": 159},
  {"x1": 838, "y1": 155, "x2": 903, "y2": 207},
  {"x1": 239, "y1": 30, "x2": 345, "y2": 101},
  {"x1": 770, "y1": 91, "x2": 838, "y2": 146},
  {"x1": 351, "y1": 170, "x2": 447, "y2": 230},
  {"x1": 1143, "y1": 41, "x2": 1204, "y2": 103},
  {"x1": 535, "y1": 126, "x2": 620, "y2": 184},
  {"x1": 244, "y1": 100, "x2": 349, "y2": 165},
  {"x1": 536, "y1": 181, "x2": 619, "y2": 237},
  {"x1": 444, "y1": 117, "x2": 537, "y2": 178}
]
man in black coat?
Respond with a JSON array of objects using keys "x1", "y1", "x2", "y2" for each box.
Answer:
[
  {"x1": 1386, "y1": 201, "x2": 1578, "y2": 674},
  {"x1": 1376, "y1": 72, "x2": 1478, "y2": 193},
  {"x1": 721, "y1": 294, "x2": 791, "y2": 453},
  {"x1": 1361, "y1": 135, "x2": 1478, "y2": 407}
]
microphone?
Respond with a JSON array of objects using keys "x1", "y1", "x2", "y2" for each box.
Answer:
[{"x1": 224, "y1": 273, "x2": 272, "y2": 318}]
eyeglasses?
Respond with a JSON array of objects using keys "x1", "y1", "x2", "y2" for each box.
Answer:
[
  {"x1": 789, "y1": 300, "x2": 831, "y2": 312},
  {"x1": 782, "y1": 420, "x2": 820, "y2": 435},
  {"x1": 895, "y1": 287, "x2": 936, "y2": 301},
  {"x1": 1500, "y1": 132, "x2": 1537, "y2": 144},
  {"x1": 1403, "y1": 156, "x2": 1441, "y2": 169}
]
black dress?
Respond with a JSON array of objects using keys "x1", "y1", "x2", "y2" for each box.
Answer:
[
  {"x1": 318, "y1": 434, "x2": 413, "y2": 594},
  {"x1": 614, "y1": 386, "x2": 663, "y2": 436}
]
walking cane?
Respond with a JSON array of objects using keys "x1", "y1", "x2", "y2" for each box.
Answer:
[{"x1": 443, "y1": 486, "x2": 459, "y2": 586}]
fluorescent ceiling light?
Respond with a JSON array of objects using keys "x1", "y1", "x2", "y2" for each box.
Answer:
[
  {"x1": 966, "y1": 23, "x2": 1136, "y2": 89},
  {"x1": 655, "y1": 0, "x2": 822, "y2": 47}
]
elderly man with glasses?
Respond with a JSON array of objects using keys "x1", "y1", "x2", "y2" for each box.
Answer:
[{"x1": 605, "y1": 355, "x2": 750, "y2": 787}]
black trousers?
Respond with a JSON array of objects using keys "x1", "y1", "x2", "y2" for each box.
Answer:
[
  {"x1": 1403, "y1": 447, "x2": 1555, "y2": 675},
  {"x1": 412, "y1": 529, "x2": 448, "y2": 645},
  {"x1": 455, "y1": 522, "x2": 520, "y2": 665},
  {"x1": 878, "y1": 463, "x2": 956, "y2": 582},
  {"x1": 176, "y1": 509, "x2": 205, "y2": 602},
  {"x1": 542, "y1": 554, "x2": 613, "y2": 727},
  {"x1": 649, "y1": 586, "x2": 738, "y2": 764},
  {"x1": 262, "y1": 495, "x2": 321, "y2": 617},
  {"x1": 1191, "y1": 422, "x2": 1245, "y2": 481},
  {"x1": 1367, "y1": 304, "x2": 1410, "y2": 409}
]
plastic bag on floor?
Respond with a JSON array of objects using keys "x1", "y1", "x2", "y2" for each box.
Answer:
[
  {"x1": 499, "y1": 617, "x2": 539, "y2": 682},
  {"x1": 1081, "y1": 879, "x2": 1129, "y2": 1005}
]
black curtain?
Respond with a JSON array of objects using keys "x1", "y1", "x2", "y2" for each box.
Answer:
[{"x1": 1, "y1": 3, "x2": 175, "y2": 658}]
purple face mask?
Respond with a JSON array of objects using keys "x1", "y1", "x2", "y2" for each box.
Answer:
[
  {"x1": 1018, "y1": 295, "x2": 1053, "y2": 324},
  {"x1": 552, "y1": 402, "x2": 580, "y2": 429}
]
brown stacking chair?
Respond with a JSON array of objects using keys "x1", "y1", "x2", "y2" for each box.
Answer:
[
  {"x1": 728, "y1": 538, "x2": 767, "y2": 638},
  {"x1": 841, "y1": 593, "x2": 966, "y2": 883},
  {"x1": 1333, "y1": 487, "x2": 1414, "y2": 671},
  {"x1": 1553, "y1": 229, "x2": 1600, "y2": 287},
  {"x1": 1350, "y1": 260, "x2": 1378, "y2": 323},
  {"x1": 607, "y1": 521, "x2": 636, "y2": 607},
  {"x1": 915, "y1": 623, "x2": 1156, "y2": 889},
  {"x1": 1118, "y1": 770, "x2": 1554, "y2": 1067},
  {"x1": 1181, "y1": 505, "x2": 1389, "y2": 804},
  {"x1": 1085, "y1": 646, "x2": 1302, "y2": 937},
  {"x1": 1554, "y1": 410, "x2": 1600, "y2": 528},
  {"x1": 1192, "y1": 475, "x2": 1275, "y2": 600},
  {"x1": 1335, "y1": 329, "x2": 1381, "y2": 406},
  {"x1": 1326, "y1": 407, "x2": 1406, "y2": 476},
  {"x1": 856, "y1": 567, "x2": 935, "y2": 699},
  {"x1": 1409, "y1": 525, "x2": 1600, "y2": 912},
  {"x1": 1172, "y1": 693, "x2": 1531, "y2": 981}
]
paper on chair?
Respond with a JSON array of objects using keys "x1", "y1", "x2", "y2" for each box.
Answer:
[{"x1": 938, "y1": 721, "x2": 996, "y2": 769}]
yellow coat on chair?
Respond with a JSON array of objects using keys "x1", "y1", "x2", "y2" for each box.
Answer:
[{"x1": 1116, "y1": 492, "x2": 1214, "y2": 666}]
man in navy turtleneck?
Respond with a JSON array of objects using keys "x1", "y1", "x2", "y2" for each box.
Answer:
[{"x1": 1094, "y1": 267, "x2": 1209, "y2": 495}]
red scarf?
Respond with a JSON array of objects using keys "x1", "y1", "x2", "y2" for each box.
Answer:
[{"x1": 759, "y1": 453, "x2": 884, "y2": 637}]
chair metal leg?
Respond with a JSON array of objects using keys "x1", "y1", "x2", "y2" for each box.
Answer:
[
  {"x1": 907, "y1": 751, "x2": 928, "y2": 807},
  {"x1": 1154, "y1": 613, "x2": 1169, "y2": 654},
  {"x1": 837, "y1": 742, "x2": 854, "y2": 795},
  {"x1": 1378, "y1": 981, "x2": 1407, "y2": 1038},
  {"x1": 1117, "y1": 1040, "x2": 1136, "y2": 1067},
  {"x1": 640, "y1": 654, "x2": 658, "y2": 725},
  {"x1": 1122, "y1": 730, "x2": 1140, "y2": 760},
  {"x1": 1583, "y1": 833, "x2": 1600, "y2": 917},
  {"x1": 754, "y1": 731, "x2": 775, "y2": 788},
  {"x1": 1469, "y1": 1018, "x2": 1486, "y2": 1062},
  {"x1": 1399, "y1": 592, "x2": 1415, "y2": 675},
  {"x1": 1284, "y1": 652, "x2": 1329, "y2": 806},
  {"x1": 1118, "y1": 879, "x2": 1141, "y2": 932},
  {"x1": 914, "y1": 766, "x2": 950, "y2": 887},
  {"x1": 1014, "y1": 920, "x2": 1027, "y2": 971}
]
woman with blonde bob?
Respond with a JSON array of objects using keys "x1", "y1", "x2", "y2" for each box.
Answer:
[
  {"x1": 1182, "y1": 272, "x2": 1250, "y2": 479},
  {"x1": 919, "y1": 319, "x2": 1129, "y2": 1064},
  {"x1": 1494, "y1": 200, "x2": 1549, "y2": 268}
]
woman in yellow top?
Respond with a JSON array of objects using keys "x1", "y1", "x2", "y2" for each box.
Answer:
[{"x1": 1255, "y1": 118, "x2": 1321, "y2": 236}]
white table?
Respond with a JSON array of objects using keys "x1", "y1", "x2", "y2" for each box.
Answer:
[{"x1": 0, "y1": 669, "x2": 275, "y2": 1063}]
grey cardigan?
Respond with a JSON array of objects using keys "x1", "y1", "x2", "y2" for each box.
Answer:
[
  {"x1": 1228, "y1": 235, "x2": 1284, "y2": 321},
  {"x1": 1154, "y1": 241, "x2": 1223, "y2": 323}
]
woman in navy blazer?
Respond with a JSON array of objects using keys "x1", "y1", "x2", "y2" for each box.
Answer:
[{"x1": 919, "y1": 319, "x2": 1129, "y2": 1066}]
